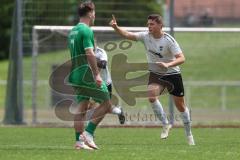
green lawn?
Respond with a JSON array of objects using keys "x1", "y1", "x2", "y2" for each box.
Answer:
[{"x1": 0, "y1": 127, "x2": 239, "y2": 160}]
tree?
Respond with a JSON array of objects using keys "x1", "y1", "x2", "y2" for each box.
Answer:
[
  {"x1": 93, "y1": 0, "x2": 163, "y2": 26},
  {"x1": 0, "y1": 0, "x2": 163, "y2": 60}
]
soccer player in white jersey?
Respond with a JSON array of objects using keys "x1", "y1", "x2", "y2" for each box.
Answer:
[
  {"x1": 86, "y1": 46, "x2": 125, "y2": 124},
  {"x1": 109, "y1": 14, "x2": 195, "y2": 145}
]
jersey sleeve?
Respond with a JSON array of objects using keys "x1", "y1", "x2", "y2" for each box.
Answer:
[
  {"x1": 95, "y1": 47, "x2": 108, "y2": 61},
  {"x1": 134, "y1": 31, "x2": 148, "y2": 41},
  {"x1": 169, "y1": 39, "x2": 183, "y2": 56},
  {"x1": 83, "y1": 29, "x2": 94, "y2": 50}
]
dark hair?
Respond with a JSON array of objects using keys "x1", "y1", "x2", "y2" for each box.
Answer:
[
  {"x1": 78, "y1": 1, "x2": 95, "y2": 17},
  {"x1": 147, "y1": 14, "x2": 163, "y2": 24}
]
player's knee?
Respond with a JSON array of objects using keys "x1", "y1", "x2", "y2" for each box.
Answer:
[
  {"x1": 175, "y1": 101, "x2": 185, "y2": 112},
  {"x1": 176, "y1": 106, "x2": 185, "y2": 112},
  {"x1": 173, "y1": 96, "x2": 185, "y2": 112},
  {"x1": 107, "y1": 101, "x2": 112, "y2": 109},
  {"x1": 148, "y1": 97, "x2": 157, "y2": 103}
]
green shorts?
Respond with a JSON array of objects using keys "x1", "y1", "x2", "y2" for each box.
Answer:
[
  {"x1": 73, "y1": 82, "x2": 110, "y2": 103},
  {"x1": 69, "y1": 65, "x2": 110, "y2": 103}
]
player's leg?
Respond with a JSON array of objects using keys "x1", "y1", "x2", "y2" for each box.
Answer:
[
  {"x1": 111, "y1": 106, "x2": 122, "y2": 114},
  {"x1": 85, "y1": 101, "x2": 97, "y2": 121},
  {"x1": 107, "y1": 84, "x2": 125, "y2": 124},
  {"x1": 148, "y1": 83, "x2": 169, "y2": 125},
  {"x1": 83, "y1": 99, "x2": 111, "y2": 149},
  {"x1": 74, "y1": 100, "x2": 93, "y2": 150},
  {"x1": 168, "y1": 95, "x2": 175, "y2": 126},
  {"x1": 86, "y1": 100, "x2": 125, "y2": 125},
  {"x1": 148, "y1": 73, "x2": 169, "y2": 125},
  {"x1": 111, "y1": 105, "x2": 125, "y2": 124},
  {"x1": 87, "y1": 101, "x2": 125, "y2": 124},
  {"x1": 81, "y1": 82, "x2": 111, "y2": 149},
  {"x1": 167, "y1": 74, "x2": 195, "y2": 145},
  {"x1": 173, "y1": 96, "x2": 195, "y2": 145},
  {"x1": 148, "y1": 83, "x2": 171, "y2": 139}
]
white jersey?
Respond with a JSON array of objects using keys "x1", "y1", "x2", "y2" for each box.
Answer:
[
  {"x1": 135, "y1": 31, "x2": 183, "y2": 75},
  {"x1": 95, "y1": 47, "x2": 112, "y2": 85}
]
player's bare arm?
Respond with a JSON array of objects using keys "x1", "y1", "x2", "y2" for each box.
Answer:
[
  {"x1": 109, "y1": 14, "x2": 137, "y2": 41},
  {"x1": 156, "y1": 53, "x2": 185, "y2": 68},
  {"x1": 85, "y1": 48, "x2": 102, "y2": 87}
]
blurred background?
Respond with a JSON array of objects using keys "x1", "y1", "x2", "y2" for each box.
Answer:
[{"x1": 0, "y1": 0, "x2": 240, "y2": 126}]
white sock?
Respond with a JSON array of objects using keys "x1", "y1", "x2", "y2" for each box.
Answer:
[
  {"x1": 180, "y1": 107, "x2": 192, "y2": 136},
  {"x1": 151, "y1": 100, "x2": 168, "y2": 125},
  {"x1": 168, "y1": 96, "x2": 175, "y2": 125},
  {"x1": 111, "y1": 106, "x2": 122, "y2": 115}
]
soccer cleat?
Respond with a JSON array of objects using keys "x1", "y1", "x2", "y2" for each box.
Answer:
[
  {"x1": 82, "y1": 131, "x2": 99, "y2": 149},
  {"x1": 187, "y1": 135, "x2": 195, "y2": 146},
  {"x1": 75, "y1": 141, "x2": 93, "y2": 150},
  {"x1": 118, "y1": 107, "x2": 125, "y2": 124},
  {"x1": 160, "y1": 124, "x2": 172, "y2": 139}
]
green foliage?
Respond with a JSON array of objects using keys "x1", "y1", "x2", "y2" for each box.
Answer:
[
  {"x1": 22, "y1": 0, "x2": 162, "y2": 54},
  {"x1": 0, "y1": 0, "x2": 162, "y2": 60},
  {"x1": 94, "y1": 0, "x2": 163, "y2": 26},
  {"x1": 0, "y1": 0, "x2": 14, "y2": 60},
  {"x1": 22, "y1": 0, "x2": 77, "y2": 47}
]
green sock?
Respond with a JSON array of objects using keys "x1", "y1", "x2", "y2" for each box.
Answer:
[
  {"x1": 75, "y1": 132, "x2": 81, "y2": 141},
  {"x1": 85, "y1": 122, "x2": 97, "y2": 135}
]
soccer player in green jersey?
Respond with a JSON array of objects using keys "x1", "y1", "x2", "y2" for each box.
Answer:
[{"x1": 68, "y1": 1, "x2": 111, "y2": 150}]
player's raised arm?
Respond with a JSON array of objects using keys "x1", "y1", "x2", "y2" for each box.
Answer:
[{"x1": 109, "y1": 14, "x2": 137, "y2": 41}]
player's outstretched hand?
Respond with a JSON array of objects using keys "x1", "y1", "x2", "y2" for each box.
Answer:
[{"x1": 109, "y1": 14, "x2": 118, "y2": 28}]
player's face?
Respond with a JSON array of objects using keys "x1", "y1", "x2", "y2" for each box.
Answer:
[
  {"x1": 147, "y1": 19, "x2": 162, "y2": 34},
  {"x1": 89, "y1": 10, "x2": 95, "y2": 26}
]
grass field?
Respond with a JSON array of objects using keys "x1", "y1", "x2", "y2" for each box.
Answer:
[{"x1": 0, "y1": 127, "x2": 240, "y2": 160}]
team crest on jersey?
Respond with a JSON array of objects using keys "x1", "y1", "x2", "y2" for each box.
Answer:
[{"x1": 159, "y1": 46, "x2": 163, "y2": 51}]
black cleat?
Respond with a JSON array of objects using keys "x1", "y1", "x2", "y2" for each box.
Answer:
[{"x1": 118, "y1": 107, "x2": 125, "y2": 124}]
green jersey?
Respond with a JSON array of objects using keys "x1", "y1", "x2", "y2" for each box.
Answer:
[
  {"x1": 67, "y1": 23, "x2": 110, "y2": 103},
  {"x1": 68, "y1": 23, "x2": 94, "y2": 85}
]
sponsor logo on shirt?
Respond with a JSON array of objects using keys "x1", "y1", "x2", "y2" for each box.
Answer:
[
  {"x1": 159, "y1": 46, "x2": 163, "y2": 51},
  {"x1": 148, "y1": 49, "x2": 163, "y2": 58}
]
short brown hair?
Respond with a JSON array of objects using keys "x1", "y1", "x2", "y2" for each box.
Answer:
[
  {"x1": 147, "y1": 14, "x2": 163, "y2": 24},
  {"x1": 78, "y1": 1, "x2": 95, "y2": 17}
]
